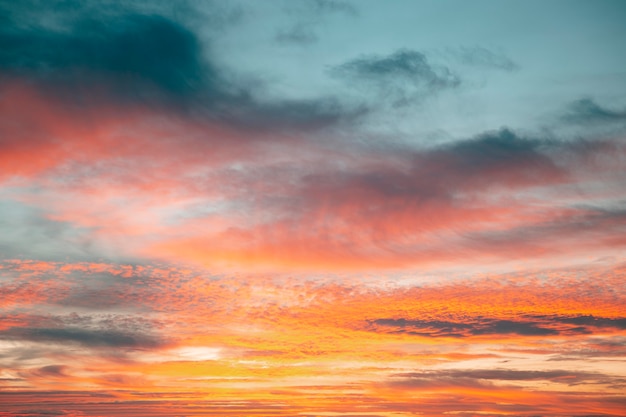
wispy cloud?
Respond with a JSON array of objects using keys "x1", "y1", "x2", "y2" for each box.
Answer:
[
  {"x1": 330, "y1": 49, "x2": 460, "y2": 106},
  {"x1": 563, "y1": 98, "x2": 626, "y2": 124}
]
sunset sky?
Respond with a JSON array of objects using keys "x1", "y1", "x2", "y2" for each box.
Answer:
[{"x1": 1, "y1": 1, "x2": 626, "y2": 416}]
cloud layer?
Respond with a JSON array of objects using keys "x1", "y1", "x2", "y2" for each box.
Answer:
[{"x1": 1, "y1": 1, "x2": 625, "y2": 416}]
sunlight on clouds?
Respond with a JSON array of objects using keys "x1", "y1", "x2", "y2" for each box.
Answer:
[
  {"x1": 172, "y1": 346, "x2": 222, "y2": 361},
  {"x1": 1, "y1": 0, "x2": 626, "y2": 415}
]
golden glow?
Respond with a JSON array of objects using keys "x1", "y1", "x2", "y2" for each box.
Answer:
[{"x1": 2, "y1": 259, "x2": 625, "y2": 415}]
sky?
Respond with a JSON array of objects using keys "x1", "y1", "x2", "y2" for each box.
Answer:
[{"x1": 1, "y1": 0, "x2": 626, "y2": 416}]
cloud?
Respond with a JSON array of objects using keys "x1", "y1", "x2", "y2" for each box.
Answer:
[
  {"x1": 0, "y1": 4, "x2": 624, "y2": 273},
  {"x1": 2, "y1": 327, "x2": 166, "y2": 349},
  {"x1": 0, "y1": 1, "x2": 358, "y2": 135},
  {"x1": 563, "y1": 98, "x2": 626, "y2": 124},
  {"x1": 370, "y1": 313, "x2": 626, "y2": 339},
  {"x1": 331, "y1": 49, "x2": 457, "y2": 87},
  {"x1": 0, "y1": 4, "x2": 214, "y2": 103},
  {"x1": 145, "y1": 128, "x2": 626, "y2": 271},
  {"x1": 330, "y1": 49, "x2": 460, "y2": 106},
  {"x1": 546, "y1": 336, "x2": 626, "y2": 361},
  {"x1": 1, "y1": 258, "x2": 625, "y2": 416},
  {"x1": 0, "y1": 94, "x2": 619, "y2": 272},
  {"x1": 473, "y1": 319, "x2": 559, "y2": 336},
  {"x1": 550, "y1": 315, "x2": 626, "y2": 330},
  {"x1": 31, "y1": 365, "x2": 69, "y2": 378},
  {"x1": 370, "y1": 318, "x2": 558, "y2": 338},
  {"x1": 371, "y1": 318, "x2": 473, "y2": 338},
  {"x1": 0, "y1": 2, "x2": 625, "y2": 415},
  {"x1": 464, "y1": 205, "x2": 626, "y2": 261},
  {"x1": 423, "y1": 128, "x2": 563, "y2": 189}
]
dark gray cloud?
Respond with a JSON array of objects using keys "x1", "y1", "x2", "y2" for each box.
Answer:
[
  {"x1": 553, "y1": 315, "x2": 626, "y2": 330},
  {"x1": 330, "y1": 49, "x2": 460, "y2": 106},
  {"x1": 370, "y1": 314, "x2": 626, "y2": 338},
  {"x1": 303, "y1": 129, "x2": 564, "y2": 206},
  {"x1": 427, "y1": 128, "x2": 562, "y2": 189},
  {"x1": 0, "y1": 1, "x2": 216, "y2": 103},
  {"x1": 563, "y1": 98, "x2": 626, "y2": 124},
  {"x1": 371, "y1": 318, "x2": 472, "y2": 338},
  {"x1": 0, "y1": 312, "x2": 168, "y2": 355},
  {"x1": 0, "y1": 0, "x2": 358, "y2": 133},
  {"x1": 473, "y1": 320, "x2": 559, "y2": 336},
  {"x1": 370, "y1": 318, "x2": 557, "y2": 337},
  {"x1": 2, "y1": 326, "x2": 165, "y2": 349}
]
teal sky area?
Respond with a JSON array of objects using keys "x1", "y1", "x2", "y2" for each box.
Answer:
[{"x1": 211, "y1": 0, "x2": 626, "y2": 140}]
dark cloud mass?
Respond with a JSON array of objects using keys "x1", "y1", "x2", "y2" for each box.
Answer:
[
  {"x1": 0, "y1": 0, "x2": 358, "y2": 132},
  {"x1": 2, "y1": 327, "x2": 165, "y2": 349},
  {"x1": 552, "y1": 315, "x2": 626, "y2": 330},
  {"x1": 0, "y1": 6, "x2": 214, "y2": 103},
  {"x1": 371, "y1": 318, "x2": 472, "y2": 338},
  {"x1": 301, "y1": 128, "x2": 565, "y2": 209},
  {"x1": 472, "y1": 319, "x2": 559, "y2": 336},
  {"x1": 427, "y1": 128, "x2": 562, "y2": 188},
  {"x1": 371, "y1": 318, "x2": 557, "y2": 337},
  {"x1": 371, "y1": 314, "x2": 626, "y2": 338}
]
